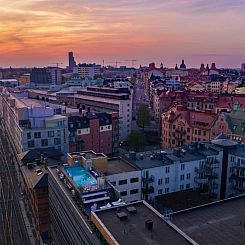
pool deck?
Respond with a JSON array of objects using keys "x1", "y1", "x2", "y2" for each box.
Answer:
[{"x1": 63, "y1": 165, "x2": 98, "y2": 188}]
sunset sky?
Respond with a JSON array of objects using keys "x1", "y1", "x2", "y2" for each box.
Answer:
[{"x1": 1, "y1": 0, "x2": 245, "y2": 68}]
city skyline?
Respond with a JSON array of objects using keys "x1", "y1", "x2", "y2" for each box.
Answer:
[{"x1": 1, "y1": 0, "x2": 245, "y2": 67}]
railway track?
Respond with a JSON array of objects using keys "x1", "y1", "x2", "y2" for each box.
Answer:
[{"x1": 0, "y1": 127, "x2": 31, "y2": 245}]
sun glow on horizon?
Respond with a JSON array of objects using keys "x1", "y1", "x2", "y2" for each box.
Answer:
[{"x1": 1, "y1": 0, "x2": 245, "y2": 67}]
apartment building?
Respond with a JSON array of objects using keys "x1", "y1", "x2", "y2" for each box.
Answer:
[
  {"x1": 211, "y1": 104, "x2": 245, "y2": 143},
  {"x1": 72, "y1": 87, "x2": 132, "y2": 141},
  {"x1": 46, "y1": 67, "x2": 62, "y2": 85},
  {"x1": 19, "y1": 73, "x2": 31, "y2": 85},
  {"x1": 20, "y1": 152, "x2": 62, "y2": 243},
  {"x1": 68, "y1": 111, "x2": 119, "y2": 155},
  {"x1": 105, "y1": 157, "x2": 142, "y2": 203},
  {"x1": 125, "y1": 136, "x2": 245, "y2": 202},
  {"x1": 30, "y1": 68, "x2": 52, "y2": 87},
  {"x1": 124, "y1": 145, "x2": 223, "y2": 203},
  {"x1": 73, "y1": 63, "x2": 101, "y2": 79},
  {"x1": 28, "y1": 85, "x2": 132, "y2": 141},
  {"x1": 0, "y1": 90, "x2": 69, "y2": 156},
  {"x1": 162, "y1": 105, "x2": 217, "y2": 148}
]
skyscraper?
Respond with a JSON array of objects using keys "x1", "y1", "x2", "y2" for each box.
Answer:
[
  {"x1": 68, "y1": 51, "x2": 76, "y2": 71},
  {"x1": 241, "y1": 63, "x2": 245, "y2": 71}
]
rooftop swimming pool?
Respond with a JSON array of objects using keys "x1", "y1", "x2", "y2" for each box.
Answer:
[{"x1": 64, "y1": 165, "x2": 97, "y2": 187}]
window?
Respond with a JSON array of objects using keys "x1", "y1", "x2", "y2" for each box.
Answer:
[
  {"x1": 119, "y1": 179, "x2": 127, "y2": 185},
  {"x1": 54, "y1": 138, "x2": 61, "y2": 145},
  {"x1": 186, "y1": 184, "x2": 190, "y2": 189},
  {"x1": 181, "y1": 164, "x2": 185, "y2": 171},
  {"x1": 34, "y1": 132, "x2": 41, "y2": 138},
  {"x1": 28, "y1": 140, "x2": 35, "y2": 148},
  {"x1": 130, "y1": 189, "x2": 139, "y2": 195},
  {"x1": 165, "y1": 177, "x2": 169, "y2": 184},
  {"x1": 187, "y1": 173, "x2": 191, "y2": 179},
  {"x1": 121, "y1": 191, "x2": 127, "y2": 196},
  {"x1": 158, "y1": 189, "x2": 163, "y2": 195},
  {"x1": 57, "y1": 130, "x2": 61, "y2": 137},
  {"x1": 41, "y1": 139, "x2": 48, "y2": 147},
  {"x1": 158, "y1": 178, "x2": 163, "y2": 185},
  {"x1": 110, "y1": 181, "x2": 116, "y2": 186},
  {"x1": 27, "y1": 132, "x2": 31, "y2": 140},
  {"x1": 48, "y1": 131, "x2": 54, "y2": 137},
  {"x1": 130, "y1": 177, "x2": 139, "y2": 183},
  {"x1": 165, "y1": 188, "x2": 169, "y2": 194},
  {"x1": 180, "y1": 174, "x2": 184, "y2": 181},
  {"x1": 180, "y1": 185, "x2": 184, "y2": 190},
  {"x1": 165, "y1": 166, "x2": 170, "y2": 173}
]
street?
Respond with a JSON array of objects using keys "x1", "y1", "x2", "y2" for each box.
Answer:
[
  {"x1": 132, "y1": 78, "x2": 158, "y2": 132},
  {"x1": 0, "y1": 126, "x2": 31, "y2": 245},
  {"x1": 132, "y1": 78, "x2": 151, "y2": 119}
]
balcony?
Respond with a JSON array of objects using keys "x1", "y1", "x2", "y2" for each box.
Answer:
[
  {"x1": 207, "y1": 172, "x2": 219, "y2": 179},
  {"x1": 230, "y1": 174, "x2": 245, "y2": 182},
  {"x1": 232, "y1": 185, "x2": 245, "y2": 192},
  {"x1": 142, "y1": 176, "x2": 155, "y2": 183},
  {"x1": 194, "y1": 177, "x2": 209, "y2": 184},
  {"x1": 211, "y1": 163, "x2": 219, "y2": 169},
  {"x1": 232, "y1": 165, "x2": 245, "y2": 170},
  {"x1": 175, "y1": 129, "x2": 186, "y2": 135},
  {"x1": 142, "y1": 186, "x2": 154, "y2": 195}
]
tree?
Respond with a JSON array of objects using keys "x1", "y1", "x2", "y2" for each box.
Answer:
[
  {"x1": 136, "y1": 104, "x2": 151, "y2": 131},
  {"x1": 127, "y1": 131, "x2": 146, "y2": 151},
  {"x1": 131, "y1": 74, "x2": 137, "y2": 85}
]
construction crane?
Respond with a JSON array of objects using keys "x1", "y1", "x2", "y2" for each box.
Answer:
[
  {"x1": 49, "y1": 62, "x2": 63, "y2": 68},
  {"x1": 108, "y1": 61, "x2": 121, "y2": 68},
  {"x1": 125, "y1": 59, "x2": 137, "y2": 67}
]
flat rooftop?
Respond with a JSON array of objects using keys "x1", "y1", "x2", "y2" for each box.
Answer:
[
  {"x1": 124, "y1": 145, "x2": 220, "y2": 169},
  {"x1": 171, "y1": 195, "x2": 245, "y2": 245},
  {"x1": 83, "y1": 151, "x2": 105, "y2": 160},
  {"x1": 106, "y1": 157, "x2": 138, "y2": 175},
  {"x1": 155, "y1": 189, "x2": 211, "y2": 212},
  {"x1": 93, "y1": 201, "x2": 190, "y2": 245}
]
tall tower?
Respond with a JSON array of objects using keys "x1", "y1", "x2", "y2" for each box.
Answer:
[{"x1": 68, "y1": 52, "x2": 76, "y2": 71}]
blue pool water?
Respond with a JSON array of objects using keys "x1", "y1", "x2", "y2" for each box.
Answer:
[{"x1": 64, "y1": 166, "x2": 97, "y2": 187}]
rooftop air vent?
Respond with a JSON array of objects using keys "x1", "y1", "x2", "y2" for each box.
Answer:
[
  {"x1": 117, "y1": 211, "x2": 128, "y2": 220},
  {"x1": 126, "y1": 206, "x2": 137, "y2": 214},
  {"x1": 145, "y1": 219, "x2": 153, "y2": 231}
]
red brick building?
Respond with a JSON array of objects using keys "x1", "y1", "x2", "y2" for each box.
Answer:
[
  {"x1": 68, "y1": 112, "x2": 119, "y2": 155},
  {"x1": 157, "y1": 91, "x2": 245, "y2": 123},
  {"x1": 162, "y1": 105, "x2": 217, "y2": 148}
]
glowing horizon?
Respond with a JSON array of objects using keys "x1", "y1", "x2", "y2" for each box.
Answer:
[{"x1": 1, "y1": 0, "x2": 245, "y2": 68}]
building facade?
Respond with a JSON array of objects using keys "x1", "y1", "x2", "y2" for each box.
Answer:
[
  {"x1": 30, "y1": 68, "x2": 52, "y2": 87},
  {"x1": 47, "y1": 67, "x2": 62, "y2": 85},
  {"x1": 68, "y1": 112, "x2": 119, "y2": 155},
  {"x1": 73, "y1": 63, "x2": 101, "y2": 79},
  {"x1": 0, "y1": 90, "x2": 69, "y2": 156},
  {"x1": 162, "y1": 105, "x2": 216, "y2": 148}
]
